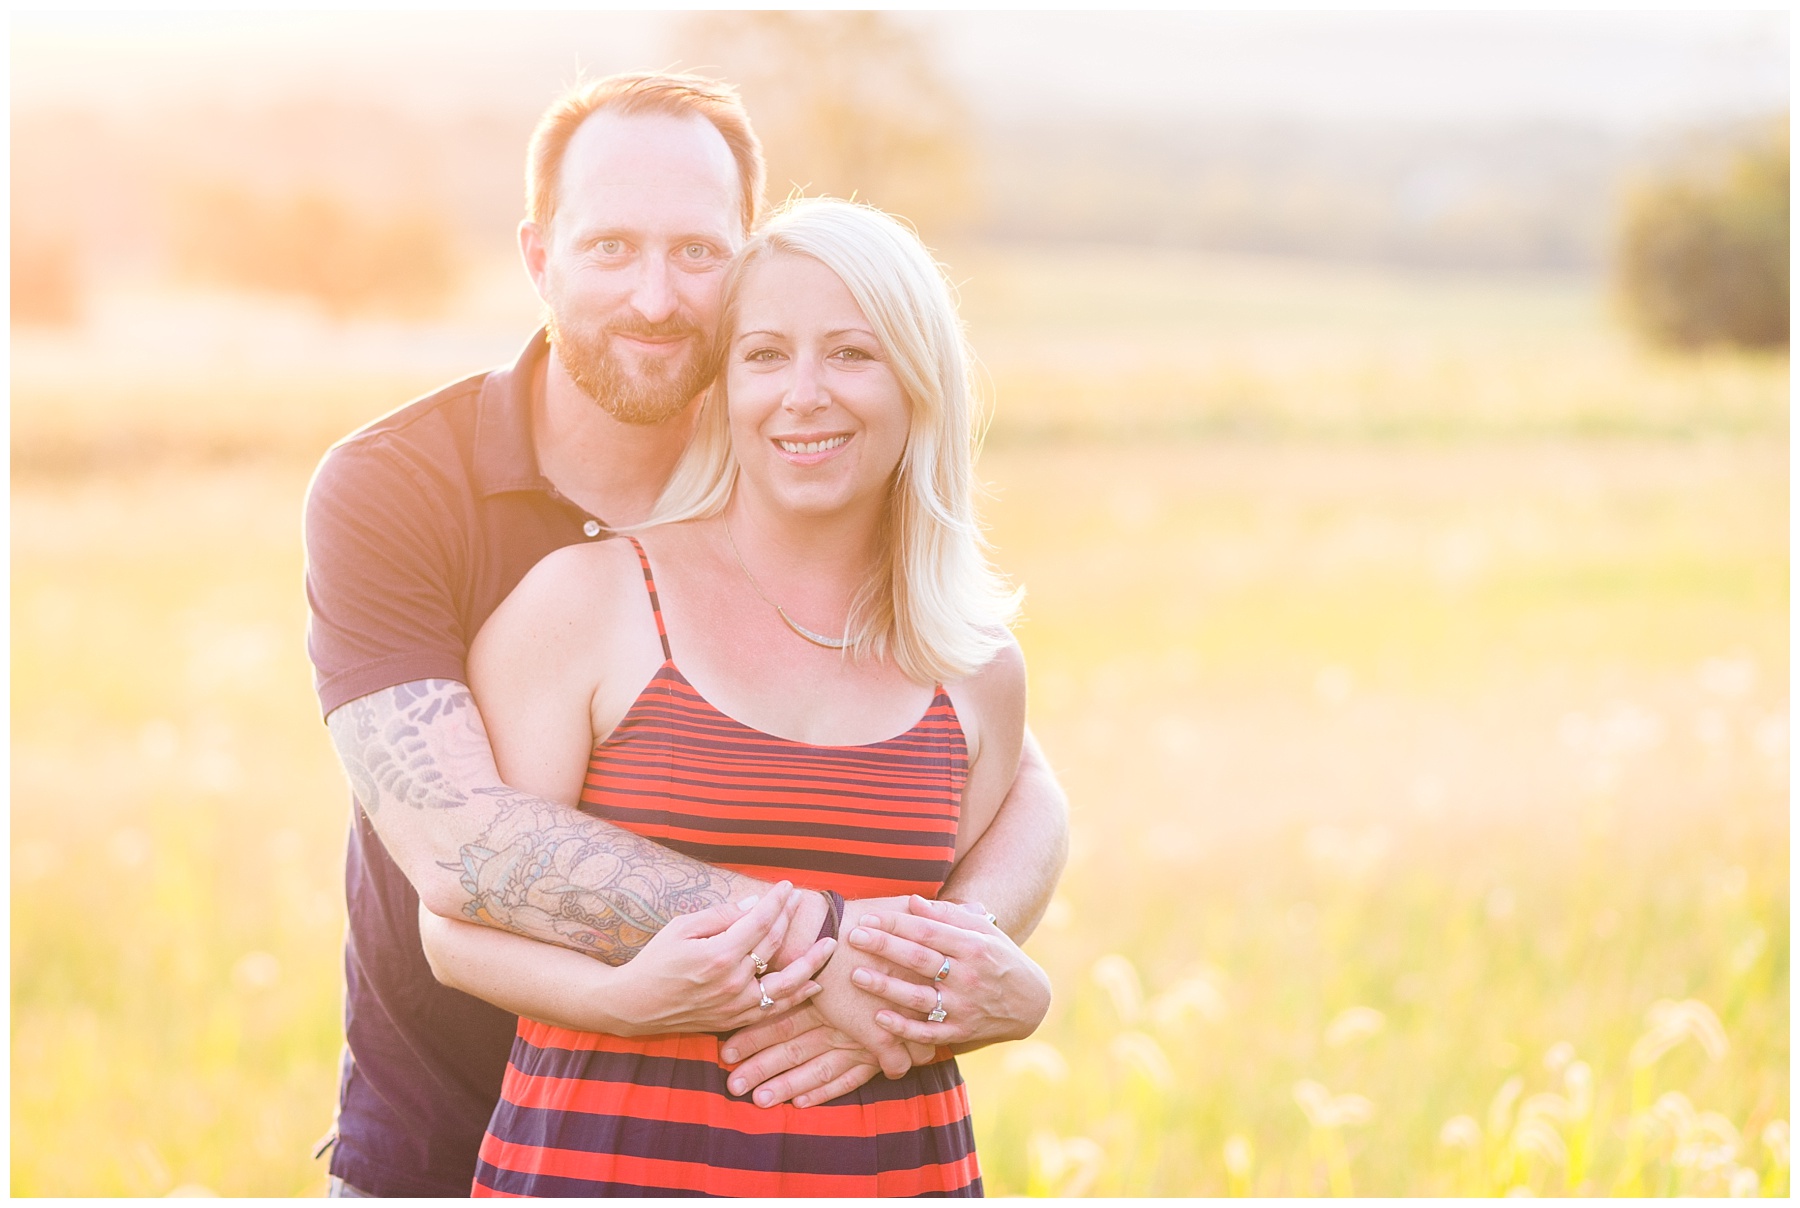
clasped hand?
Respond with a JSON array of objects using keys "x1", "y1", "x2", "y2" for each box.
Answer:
[
  {"x1": 721, "y1": 895, "x2": 1050, "y2": 1107},
  {"x1": 608, "y1": 882, "x2": 835, "y2": 1036}
]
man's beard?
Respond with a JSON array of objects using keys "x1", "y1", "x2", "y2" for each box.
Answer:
[{"x1": 547, "y1": 309, "x2": 716, "y2": 426}]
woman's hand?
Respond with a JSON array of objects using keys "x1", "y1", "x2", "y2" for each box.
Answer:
[
  {"x1": 844, "y1": 895, "x2": 1051, "y2": 1049},
  {"x1": 721, "y1": 1000, "x2": 937, "y2": 1109},
  {"x1": 609, "y1": 882, "x2": 836, "y2": 1036}
]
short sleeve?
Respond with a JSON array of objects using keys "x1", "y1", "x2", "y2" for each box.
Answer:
[{"x1": 304, "y1": 437, "x2": 470, "y2": 719}]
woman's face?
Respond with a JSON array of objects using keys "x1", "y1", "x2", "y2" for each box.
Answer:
[{"x1": 725, "y1": 252, "x2": 910, "y2": 524}]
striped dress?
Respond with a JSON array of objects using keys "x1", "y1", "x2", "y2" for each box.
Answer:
[{"x1": 472, "y1": 538, "x2": 981, "y2": 1197}]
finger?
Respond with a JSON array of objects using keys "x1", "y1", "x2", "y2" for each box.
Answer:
[
  {"x1": 844, "y1": 924, "x2": 956, "y2": 980},
  {"x1": 663, "y1": 894, "x2": 754, "y2": 940},
  {"x1": 757, "y1": 888, "x2": 802, "y2": 970},
  {"x1": 855, "y1": 906, "x2": 990, "y2": 959},
  {"x1": 759, "y1": 938, "x2": 835, "y2": 999},
  {"x1": 747, "y1": 1048, "x2": 870, "y2": 1108},
  {"x1": 907, "y1": 893, "x2": 1002, "y2": 935},
  {"x1": 724, "y1": 1025, "x2": 839, "y2": 1097},
  {"x1": 721, "y1": 1000, "x2": 823, "y2": 1065},
  {"x1": 870, "y1": 1032, "x2": 915, "y2": 1080},
  {"x1": 730, "y1": 979, "x2": 821, "y2": 1030},
  {"x1": 848, "y1": 965, "x2": 940, "y2": 1014},
  {"x1": 874, "y1": 1008, "x2": 961, "y2": 1047},
  {"x1": 793, "y1": 1061, "x2": 881, "y2": 1109},
  {"x1": 713, "y1": 881, "x2": 793, "y2": 958}
]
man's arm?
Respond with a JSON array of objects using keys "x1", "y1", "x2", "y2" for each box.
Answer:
[
  {"x1": 939, "y1": 728, "x2": 1070, "y2": 941},
  {"x1": 327, "y1": 678, "x2": 824, "y2": 964}
]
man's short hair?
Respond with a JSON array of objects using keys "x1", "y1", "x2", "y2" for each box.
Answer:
[{"x1": 526, "y1": 71, "x2": 766, "y2": 236}]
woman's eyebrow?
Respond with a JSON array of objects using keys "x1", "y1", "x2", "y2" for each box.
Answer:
[{"x1": 735, "y1": 328, "x2": 783, "y2": 341}]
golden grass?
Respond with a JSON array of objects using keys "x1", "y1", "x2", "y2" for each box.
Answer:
[{"x1": 11, "y1": 246, "x2": 1788, "y2": 1195}]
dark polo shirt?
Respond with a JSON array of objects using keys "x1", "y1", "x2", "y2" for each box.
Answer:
[{"x1": 303, "y1": 329, "x2": 608, "y2": 1197}]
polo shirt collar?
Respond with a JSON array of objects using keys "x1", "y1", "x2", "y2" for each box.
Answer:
[{"x1": 473, "y1": 327, "x2": 553, "y2": 498}]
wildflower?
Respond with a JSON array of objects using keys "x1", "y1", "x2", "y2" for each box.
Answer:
[
  {"x1": 1149, "y1": 972, "x2": 1229, "y2": 1028},
  {"x1": 1518, "y1": 1092, "x2": 1571, "y2": 1126},
  {"x1": 1563, "y1": 1061, "x2": 1594, "y2": 1119},
  {"x1": 1000, "y1": 1040, "x2": 1069, "y2": 1085},
  {"x1": 1090, "y1": 954, "x2": 1142, "y2": 1025},
  {"x1": 1729, "y1": 1167, "x2": 1760, "y2": 1197},
  {"x1": 1697, "y1": 655, "x2": 1756, "y2": 699},
  {"x1": 1630, "y1": 999, "x2": 1729, "y2": 1068},
  {"x1": 1439, "y1": 1115, "x2": 1483, "y2": 1150},
  {"x1": 1110, "y1": 1030, "x2": 1175, "y2": 1090},
  {"x1": 1293, "y1": 1080, "x2": 1373, "y2": 1129},
  {"x1": 1761, "y1": 1119, "x2": 1789, "y2": 1166},
  {"x1": 1030, "y1": 1130, "x2": 1104, "y2": 1198},
  {"x1": 1487, "y1": 1075, "x2": 1525, "y2": 1141},
  {"x1": 1222, "y1": 1134, "x2": 1253, "y2": 1182},
  {"x1": 1324, "y1": 1006, "x2": 1386, "y2": 1049},
  {"x1": 1513, "y1": 1117, "x2": 1569, "y2": 1167},
  {"x1": 1542, "y1": 1041, "x2": 1576, "y2": 1074}
]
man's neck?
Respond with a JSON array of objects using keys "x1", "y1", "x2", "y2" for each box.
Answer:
[{"x1": 531, "y1": 349, "x2": 699, "y2": 528}]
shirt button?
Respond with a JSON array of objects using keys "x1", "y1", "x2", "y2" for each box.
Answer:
[{"x1": 582, "y1": 520, "x2": 602, "y2": 538}]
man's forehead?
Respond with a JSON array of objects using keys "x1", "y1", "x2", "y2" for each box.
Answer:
[{"x1": 558, "y1": 108, "x2": 740, "y2": 225}]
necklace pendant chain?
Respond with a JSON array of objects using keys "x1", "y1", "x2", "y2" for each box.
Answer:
[{"x1": 724, "y1": 517, "x2": 852, "y2": 650}]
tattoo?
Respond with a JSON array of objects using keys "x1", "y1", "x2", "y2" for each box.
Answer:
[
  {"x1": 327, "y1": 679, "x2": 487, "y2": 814},
  {"x1": 328, "y1": 678, "x2": 736, "y2": 963},
  {"x1": 443, "y1": 790, "x2": 735, "y2": 963}
]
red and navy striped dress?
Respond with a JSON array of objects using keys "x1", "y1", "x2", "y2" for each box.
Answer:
[{"x1": 472, "y1": 538, "x2": 981, "y2": 1197}]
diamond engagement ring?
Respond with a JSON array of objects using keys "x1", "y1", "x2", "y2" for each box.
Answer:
[
  {"x1": 927, "y1": 988, "x2": 948, "y2": 1023},
  {"x1": 750, "y1": 952, "x2": 770, "y2": 978},
  {"x1": 934, "y1": 957, "x2": 952, "y2": 982},
  {"x1": 758, "y1": 979, "x2": 775, "y2": 1010}
]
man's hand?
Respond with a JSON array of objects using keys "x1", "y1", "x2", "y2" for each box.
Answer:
[
  {"x1": 721, "y1": 1001, "x2": 934, "y2": 1109},
  {"x1": 845, "y1": 895, "x2": 1051, "y2": 1049}
]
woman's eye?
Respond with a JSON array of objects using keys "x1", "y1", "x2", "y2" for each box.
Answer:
[
  {"x1": 833, "y1": 346, "x2": 874, "y2": 362},
  {"x1": 744, "y1": 348, "x2": 783, "y2": 363}
]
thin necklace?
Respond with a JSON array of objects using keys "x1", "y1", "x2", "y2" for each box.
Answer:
[{"x1": 723, "y1": 516, "x2": 852, "y2": 650}]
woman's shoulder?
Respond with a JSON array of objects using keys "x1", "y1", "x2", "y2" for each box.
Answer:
[
  {"x1": 942, "y1": 633, "x2": 1027, "y2": 758},
  {"x1": 481, "y1": 535, "x2": 649, "y2": 648}
]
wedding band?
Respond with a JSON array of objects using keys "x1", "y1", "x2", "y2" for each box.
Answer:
[
  {"x1": 750, "y1": 952, "x2": 770, "y2": 978},
  {"x1": 934, "y1": 957, "x2": 952, "y2": 983},
  {"x1": 758, "y1": 979, "x2": 775, "y2": 1010},
  {"x1": 927, "y1": 988, "x2": 947, "y2": 1024}
]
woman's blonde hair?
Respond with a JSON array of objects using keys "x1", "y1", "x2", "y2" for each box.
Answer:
[{"x1": 644, "y1": 196, "x2": 1021, "y2": 685}]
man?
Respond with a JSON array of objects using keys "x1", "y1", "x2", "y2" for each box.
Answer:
[{"x1": 305, "y1": 72, "x2": 1067, "y2": 1198}]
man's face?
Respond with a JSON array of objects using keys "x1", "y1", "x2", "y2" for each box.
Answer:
[{"x1": 532, "y1": 109, "x2": 743, "y2": 425}]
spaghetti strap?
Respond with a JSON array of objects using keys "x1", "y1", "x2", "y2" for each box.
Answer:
[{"x1": 622, "y1": 536, "x2": 673, "y2": 662}]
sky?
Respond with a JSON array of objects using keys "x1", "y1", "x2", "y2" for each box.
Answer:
[{"x1": 13, "y1": 10, "x2": 1788, "y2": 133}]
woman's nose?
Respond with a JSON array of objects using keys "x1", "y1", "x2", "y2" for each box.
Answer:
[{"x1": 784, "y1": 355, "x2": 829, "y2": 413}]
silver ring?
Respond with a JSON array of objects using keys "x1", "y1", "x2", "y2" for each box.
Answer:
[
  {"x1": 927, "y1": 988, "x2": 947, "y2": 1023},
  {"x1": 750, "y1": 952, "x2": 770, "y2": 978},
  {"x1": 758, "y1": 979, "x2": 775, "y2": 1010},
  {"x1": 934, "y1": 957, "x2": 952, "y2": 983}
]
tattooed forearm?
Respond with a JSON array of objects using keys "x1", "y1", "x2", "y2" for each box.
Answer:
[
  {"x1": 443, "y1": 790, "x2": 736, "y2": 964},
  {"x1": 327, "y1": 678, "x2": 742, "y2": 963},
  {"x1": 327, "y1": 679, "x2": 490, "y2": 814}
]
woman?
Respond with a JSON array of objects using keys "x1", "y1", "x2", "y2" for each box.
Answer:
[{"x1": 420, "y1": 198, "x2": 1042, "y2": 1196}]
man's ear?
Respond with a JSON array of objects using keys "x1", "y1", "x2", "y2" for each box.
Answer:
[{"x1": 518, "y1": 220, "x2": 550, "y2": 301}]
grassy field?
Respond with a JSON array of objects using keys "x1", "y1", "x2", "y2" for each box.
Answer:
[{"x1": 11, "y1": 246, "x2": 1788, "y2": 1195}]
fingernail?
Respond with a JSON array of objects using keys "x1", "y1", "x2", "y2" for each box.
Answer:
[
  {"x1": 754, "y1": 1090, "x2": 773, "y2": 1108},
  {"x1": 738, "y1": 895, "x2": 759, "y2": 910},
  {"x1": 804, "y1": 984, "x2": 821, "y2": 998},
  {"x1": 794, "y1": 1097, "x2": 809, "y2": 1109},
  {"x1": 848, "y1": 927, "x2": 870, "y2": 945},
  {"x1": 860, "y1": 913, "x2": 880, "y2": 927},
  {"x1": 723, "y1": 1049, "x2": 739, "y2": 1064},
  {"x1": 729, "y1": 1078, "x2": 746, "y2": 1094},
  {"x1": 851, "y1": 968, "x2": 873, "y2": 987}
]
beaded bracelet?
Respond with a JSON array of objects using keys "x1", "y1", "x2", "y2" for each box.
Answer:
[{"x1": 815, "y1": 889, "x2": 846, "y2": 943}]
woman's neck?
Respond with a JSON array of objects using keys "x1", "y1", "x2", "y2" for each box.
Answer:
[{"x1": 719, "y1": 487, "x2": 883, "y2": 609}]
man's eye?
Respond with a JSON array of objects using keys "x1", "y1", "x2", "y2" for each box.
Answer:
[
  {"x1": 683, "y1": 243, "x2": 712, "y2": 260},
  {"x1": 596, "y1": 239, "x2": 625, "y2": 256}
]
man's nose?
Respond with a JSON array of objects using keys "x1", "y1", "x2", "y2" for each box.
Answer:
[{"x1": 629, "y1": 256, "x2": 678, "y2": 325}]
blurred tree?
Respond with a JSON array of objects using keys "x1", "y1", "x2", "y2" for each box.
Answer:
[
  {"x1": 173, "y1": 184, "x2": 461, "y2": 320},
  {"x1": 1615, "y1": 118, "x2": 1788, "y2": 350},
  {"x1": 12, "y1": 220, "x2": 81, "y2": 326},
  {"x1": 672, "y1": 11, "x2": 974, "y2": 238}
]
